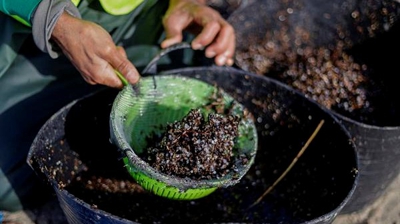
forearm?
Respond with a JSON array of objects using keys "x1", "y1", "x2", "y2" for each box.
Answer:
[
  {"x1": 0, "y1": 0, "x2": 81, "y2": 58},
  {"x1": 32, "y1": 0, "x2": 81, "y2": 58}
]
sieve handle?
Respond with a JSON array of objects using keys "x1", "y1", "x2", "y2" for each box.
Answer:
[
  {"x1": 115, "y1": 69, "x2": 140, "y2": 95},
  {"x1": 141, "y1": 42, "x2": 192, "y2": 75},
  {"x1": 115, "y1": 70, "x2": 129, "y2": 86}
]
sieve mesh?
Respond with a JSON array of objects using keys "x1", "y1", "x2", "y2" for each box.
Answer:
[{"x1": 109, "y1": 75, "x2": 258, "y2": 199}]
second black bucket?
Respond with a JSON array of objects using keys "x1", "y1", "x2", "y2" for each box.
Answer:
[
  {"x1": 28, "y1": 66, "x2": 358, "y2": 224},
  {"x1": 228, "y1": 0, "x2": 400, "y2": 213}
]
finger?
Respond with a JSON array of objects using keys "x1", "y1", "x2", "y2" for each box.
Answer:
[
  {"x1": 200, "y1": 23, "x2": 234, "y2": 66},
  {"x1": 77, "y1": 60, "x2": 123, "y2": 88},
  {"x1": 96, "y1": 62, "x2": 138, "y2": 89},
  {"x1": 191, "y1": 20, "x2": 221, "y2": 51},
  {"x1": 215, "y1": 36, "x2": 236, "y2": 66},
  {"x1": 205, "y1": 22, "x2": 235, "y2": 56},
  {"x1": 107, "y1": 49, "x2": 140, "y2": 85},
  {"x1": 79, "y1": 70, "x2": 97, "y2": 85},
  {"x1": 161, "y1": 15, "x2": 188, "y2": 48},
  {"x1": 222, "y1": 31, "x2": 236, "y2": 66},
  {"x1": 161, "y1": 35, "x2": 182, "y2": 49},
  {"x1": 103, "y1": 64, "x2": 125, "y2": 88}
]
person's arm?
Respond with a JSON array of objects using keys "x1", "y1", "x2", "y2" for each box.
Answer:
[
  {"x1": 161, "y1": 0, "x2": 235, "y2": 66},
  {"x1": 0, "y1": 0, "x2": 82, "y2": 58},
  {"x1": 31, "y1": 0, "x2": 82, "y2": 58},
  {"x1": 50, "y1": 11, "x2": 140, "y2": 88},
  {"x1": 1, "y1": 0, "x2": 139, "y2": 88},
  {"x1": 30, "y1": 0, "x2": 139, "y2": 88}
]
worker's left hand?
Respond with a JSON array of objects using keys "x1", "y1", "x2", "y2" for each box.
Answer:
[{"x1": 161, "y1": 0, "x2": 235, "y2": 66}]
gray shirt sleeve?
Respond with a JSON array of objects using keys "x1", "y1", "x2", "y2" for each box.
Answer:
[{"x1": 31, "y1": 0, "x2": 81, "y2": 58}]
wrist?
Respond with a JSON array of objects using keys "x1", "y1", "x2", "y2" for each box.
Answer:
[
  {"x1": 32, "y1": 0, "x2": 81, "y2": 58},
  {"x1": 51, "y1": 11, "x2": 71, "y2": 42}
]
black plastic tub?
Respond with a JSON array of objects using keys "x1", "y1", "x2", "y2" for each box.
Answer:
[
  {"x1": 228, "y1": 0, "x2": 400, "y2": 213},
  {"x1": 28, "y1": 66, "x2": 358, "y2": 224}
]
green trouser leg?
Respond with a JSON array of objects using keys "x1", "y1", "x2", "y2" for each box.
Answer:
[
  {"x1": 0, "y1": 0, "x2": 173, "y2": 211},
  {"x1": 0, "y1": 44, "x2": 102, "y2": 211}
]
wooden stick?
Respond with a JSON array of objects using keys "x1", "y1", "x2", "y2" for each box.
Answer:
[{"x1": 248, "y1": 119, "x2": 325, "y2": 209}]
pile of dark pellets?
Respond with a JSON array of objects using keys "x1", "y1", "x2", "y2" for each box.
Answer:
[
  {"x1": 275, "y1": 42, "x2": 369, "y2": 112},
  {"x1": 235, "y1": 26, "x2": 370, "y2": 113},
  {"x1": 143, "y1": 109, "x2": 241, "y2": 180},
  {"x1": 234, "y1": 0, "x2": 400, "y2": 114}
]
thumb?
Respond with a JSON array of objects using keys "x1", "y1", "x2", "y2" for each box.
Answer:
[
  {"x1": 161, "y1": 35, "x2": 182, "y2": 49},
  {"x1": 111, "y1": 48, "x2": 140, "y2": 85},
  {"x1": 116, "y1": 59, "x2": 140, "y2": 85},
  {"x1": 161, "y1": 18, "x2": 185, "y2": 48}
]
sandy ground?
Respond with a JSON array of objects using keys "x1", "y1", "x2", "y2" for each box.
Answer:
[
  {"x1": 2, "y1": 171, "x2": 399, "y2": 224},
  {"x1": 333, "y1": 172, "x2": 400, "y2": 224}
]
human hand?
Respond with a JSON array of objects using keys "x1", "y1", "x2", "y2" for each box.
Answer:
[
  {"x1": 51, "y1": 12, "x2": 140, "y2": 88},
  {"x1": 161, "y1": 0, "x2": 235, "y2": 66}
]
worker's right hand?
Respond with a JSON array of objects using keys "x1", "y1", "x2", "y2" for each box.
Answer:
[{"x1": 51, "y1": 12, "x2": 140, "y2": 89}]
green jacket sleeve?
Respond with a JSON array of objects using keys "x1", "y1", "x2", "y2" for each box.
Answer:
[{"x1": 0, "y1": 0, "x2": 42, "y2": 26}]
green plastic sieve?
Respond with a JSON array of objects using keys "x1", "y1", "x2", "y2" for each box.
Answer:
[{"x1": 109, "y1": 74, "x2": 258, "y2": 200}]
